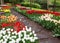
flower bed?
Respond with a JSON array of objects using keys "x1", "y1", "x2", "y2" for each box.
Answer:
[
  {"x1": 0, "y1": 26, "x2": 38, "y2": 43},
  {"x1": 15, "y1": 4, "x2": 60, "y2": 16},
  {"x1": 0, "y1": 6, "x2": 11, "y2": 13},
  {"x1": 0, "y1": 6, "x2": 39, "y2": 43},
  {"x1": 14, "y1": 6, "x2": 60, "y2": 37},
  {"x1": 0, "y1": 6, "x2": 11, "y2": 17},
  {"x1": 0, "y1": 15, "x2": 17, "y2": 23},
  {"x1": 0, "y1": 7, "x2": 25, "y2": 32}
]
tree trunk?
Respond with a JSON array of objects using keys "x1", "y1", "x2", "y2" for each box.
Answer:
[
  {"x1": 53, "y1": 0, "x2": 56, "y2": 11},
  {"x1": 47, "y1": 0, "x2": 49, "y2": 10},
  {"x1": 47, "y1": 0, "x2": 52, "y2": 10},
  {"x1": 1, "y1": 0, "x2": 4, "y2": 5}
]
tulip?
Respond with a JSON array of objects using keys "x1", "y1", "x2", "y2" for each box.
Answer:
[
  {"x1": 2, "y1": 6, "x2": 11, "y2": 9},
  {"x1": 16, "y1": 4, "x2": 21, "y2": 6},
  {"x1": 26, "y1": 10, "x2": 35, "y2": 14},
  {"x1": 53, "y1": 12, "x2": 60, "y2": 16},
  {"x1": 2, "y1": 23, "x2": 8, "y2": 28},
  {"x1": 35, "y1": 10, "x2": 44, "y2": 14},
  {"x1": 20, "y1": 7, "x2": 26, "y2": 10},
  {"x1": 13, "y1": 22, "x2": 25, "y2": 32},
  {"x1": 0, "y1": 15, "x2": 6, "y2": 19}
]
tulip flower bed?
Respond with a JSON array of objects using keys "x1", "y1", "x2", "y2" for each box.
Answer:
[
  {"x1": 0, "y1": 6, "x2": 39, "y2": 43},
  {"x1": 0, "y1": 21, "x2": 25, "y2": 32},
  {"x1": 0, "y1": 26, "x2": 39, "y2": 43},
  {"x1": 0, "y1": 6, "x2": 11, "y2": 12},
  {"x1": 0, "y1": 15, "x2": 17, "y2": 23},
  {"x1": 14, "y1": 6, "x2": 60, "y2": 37},
  {"x1": 0, "y1": 6, "x2": 12, "y2": 17}
]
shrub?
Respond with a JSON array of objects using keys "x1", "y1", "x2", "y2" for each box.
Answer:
[
  {"x1": 21, "y1": 2, "x2": 41, "y2": 9},
  {"x1": 6, "y1": 3, "x2": 12, "y2": 6}
]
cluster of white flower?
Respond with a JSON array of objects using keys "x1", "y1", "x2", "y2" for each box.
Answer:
[
  {"x1": 0, "y1": 26, "x2": 38, "y2": 43},
  {"x1": 39, "y1": 14, "x2": 60, "y2": 25}
]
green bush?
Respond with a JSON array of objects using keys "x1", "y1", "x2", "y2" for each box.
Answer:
[
  {"x1": 6, "y1": 3, "x2": 12, "y2": 6},
  {"x1": 51, "y1": 1, "x2": 60, "y2": 12},
  {"x1": 21, "y1": 2, "x2": 41, "y2": 9}
]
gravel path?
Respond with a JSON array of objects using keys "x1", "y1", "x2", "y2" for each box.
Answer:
[{"x1": 11, "y1": 9, "x2": 60, "y2": 43}]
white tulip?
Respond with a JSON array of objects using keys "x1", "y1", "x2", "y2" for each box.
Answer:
[
  {"x1": 6, "y1": 28, "x2": 10, "y2": 31},
  {"x1": 34, "y1": 37, "x2": 38, "y2": 39},
  {"x1": 32, "y1": 31, "x2": 35, "y2": 34},
  {"x1": 11, "y1": 29, "x2": 14, "y2": 32},
  {"x1": 34, "y1": 34, "x2": 37, "y2": 36},
  {"x1": 2, "y1": 28, "x2": 5, "y2": 30},
  {"x1": 22, "y1": 38, "x2": 25, "y2": 43}
]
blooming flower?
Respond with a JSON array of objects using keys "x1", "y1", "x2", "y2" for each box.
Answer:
[
  {"x1": 3, "y1": 9, "x2": 11, "y2": 12},
  {"x1": 26, "y1": 10, "x2": 35, "y2": 14},
  {"x1": 2, "y1": 23, "x2": 8, "y2": 28},
  {"x1": 40, "y1": 14, "x2": 60, "y2": 24},
  {"x1": 53, "y1": 12, "x2": 60, "y2": 16},
  {"x1": 2, "y1": 6, "x2": 11, "y2": 9},
  {"x1": 0, "y1": 15, "x2": 6, "y2": 19},
  {"x1": 20, "y1": 7, "x2": 27, "y2": 10},
  {"x1": 0, "y1": 26, "x2": 38, "y2": 43},
  {"x1": 13, "y1": 21, "x2": 25, "y2": 32}
]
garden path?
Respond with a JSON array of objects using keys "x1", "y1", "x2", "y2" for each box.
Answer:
[{"x1": 11, "y1": 9, "x2": 60, "y2": 43}]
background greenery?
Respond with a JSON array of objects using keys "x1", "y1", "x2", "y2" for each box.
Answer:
[{"x1": 3, "y1": 0, "x2": 60, "y2": 12}]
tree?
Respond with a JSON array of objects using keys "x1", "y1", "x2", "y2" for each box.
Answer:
[
  {"x1": 53, "y1": 0, "x2": 56, "y2": 11},
  {"x1": 0, "y1": 0, "x2": 4, "y2": 5},
  {"x1": 47, "y1": 0, "x2": 52, "y2": 10}
]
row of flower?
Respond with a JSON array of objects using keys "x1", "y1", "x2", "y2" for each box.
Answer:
[
  {"x1": 0, "y1": 15, "x2": 17, "y2": 23},
  {"x1": 0, "y1": 21, "x2": 25, "y2": 32},
  {"x1": 15, "y1": 4, "x2": 60, "y2": 16},
  {"x1": 0, "y1": 6, "x2": 39, "y2": 43},
  {"x1": 0, "y1": 6, "x2": 11, "y2": 12},
  {"x1": 14, "y1": 6, "x2": 60, "y2": 37}
]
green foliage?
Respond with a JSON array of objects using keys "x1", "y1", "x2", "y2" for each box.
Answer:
[
  {"x1": 35, "y1": 0, "x2": 47, "y2": 4},
  {"x1": 21, "y1": 2, "x2": 41, "y2": 9},
  {"x1": 0, "y1": 19, "x2": 7, "y2": 23},
  {"x1": 4, "y1": 0, "x2": 24, "y2": 4},
  {"x1": 4, "y1": 12, "x2": 11, "y2": 16},
  {"x1": 50, "y1": 0, "x2": 60, "y2": 12},
  {"x1": 6, "y1": 3, "x2": 12, "y2": 6},
  {"x1": 53, "y1": 24, "x2": 60, "y2": 37},
  {"x1": 24, "y1": 0, "x2": 30, "y2": 2},
  {"x1": 52, "y1": 15, "x2": 60, "y2": 20}
]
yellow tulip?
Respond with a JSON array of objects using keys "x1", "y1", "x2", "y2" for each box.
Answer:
[
  {"x1": 7, "y1": 15, "x2": 18, "y2": 22},
  {"x1": 3, "y1": 9, "x2": 11, "y2": 12}
]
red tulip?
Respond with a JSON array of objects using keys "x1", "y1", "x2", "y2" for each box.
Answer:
[
  {"x1": 20, "y1": 7, "x2": 26, "y2": 10},
  {"x1": 52, "y1": 12, "x2": 60, "y2": 16},
  {"x1": 1, "y1": 23, "x2": 13, "y2": 28},
  {"x1": 16, "y1": 4, "x2": 21, "y2": 6},
  {"x1": 2, "y1": 23, "x2": 8, "y2": 28},
  {"x1": 2, "y1": 6, "x2": 11, "y2": 9},
  {"x1": 13, "y1": 21, "x2": 25, "y2": 32},
  {"x1": 14, "y1": 27, "x2": 20, "y2": 32},
  {"x1": 35, "y1": 10, "x2": 44, "y2": 14},
  {"x1": 14, "y1": 22, "x2": 21, "y2": 27},
  {"x1": 26, "y1": 10, "x2": 35, "y2": 14}
]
